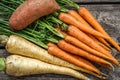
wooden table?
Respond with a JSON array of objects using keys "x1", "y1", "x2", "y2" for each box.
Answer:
[{"x1": 0, "y1": 0, "x2": 120, "y2": 80}]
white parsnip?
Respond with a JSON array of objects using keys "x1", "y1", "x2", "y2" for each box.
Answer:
[{"x1": 6, "y1": 55, "x2": 89, "y2": 80}]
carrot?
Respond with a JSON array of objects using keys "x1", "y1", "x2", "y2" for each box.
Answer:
[
  {"x1": 0, "y1": 55, "x2": 88, "y2": 80},
  {"x1": 58, "y1": 12, "x2": 108, "y2": 39},
  {"x1": 95, "y1": 36, "x2": 110, "y2": 48},
  {"x1": 57, "y1": 40, "x2": 114, "y2": 70},
  {"x1": 64, "y1": 35, "x2": 111, "y2": 59},
  {"x1": 48, "y1": 42, "x2": 97, "y2": 70},
  {"x1": 9, "y1": 0, "x2": 60, "y2": 30},
  {"x1": 68, "y1": 26, "x2": 120, "y2": 66},
  {"x1": 78, "y1": 7, "x2": 120, "y2": 52},
  {"x1": 88, "y1": 34, "x2": 111, "y2": 51},
  {"x1": 71, "y1": 54, "x2": 97, "y2": 69},
  {"x1": 4, "y1": 35, "x2": 107, "y2": 78},
  {"x1": 68, "y1": 10, "x2": 110, "y2": 47},
  {"x1": 58, "y1": 30, "x2": 110, "y2": 58},
  {"x1": 68, "y1": 10, "x2": 90, "y2": 27},
  {"x1": 67, "y1": 25, "x2": 112, "y2": 57},
  {"x1": 47, "y1": 42, "x2": 101, "y2": 74},
  {"x1": 56, "y1": 27, "x2": 118, "y2": 65}
]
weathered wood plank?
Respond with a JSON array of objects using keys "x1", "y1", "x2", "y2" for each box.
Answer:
[
  {"x1": 73, "y1": 0, "x2": 120, "y2": 3},
  {"x1": 0, "y1": 4, "x2": 120, "y2": 80}
]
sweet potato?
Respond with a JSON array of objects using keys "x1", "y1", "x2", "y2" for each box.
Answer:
[{"x1": 9, "y1": 0, "x2": 60, "y2": 30}]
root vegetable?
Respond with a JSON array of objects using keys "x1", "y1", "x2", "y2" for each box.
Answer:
[
  {"x1": 4, "y1": 35, "x2": 106, "y2": 78},
  {"x1": 67, "y1": 25, "x2": 112, "y2": 57},
  {"x1": 9, "y1": 0, "x2": 60, "y2": 30},
  {"x1": 68, "y1": 10, "x2": 110, "y2": 47},
  {"x1": 0, "y1": 55, "x2": 88, "y2": 80},
  {"x1": 57, "y1": 40, "x2": 114, "y2": 70},
  {"x1": 58, "y1": 12, "x2": 108, "y2": 39},
  {"x1": 47, "y1": 42, "x2": 101, "y2": 74},
  {"x1": 78, "y1": 7, "x2": 120, "y2": 52}
]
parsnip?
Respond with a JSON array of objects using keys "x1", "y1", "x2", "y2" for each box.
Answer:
[{"x1": 3, "y1": 55, "x2": 88, "y2": 80}]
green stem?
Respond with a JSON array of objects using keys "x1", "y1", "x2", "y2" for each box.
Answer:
[
  {"x1": 20, "y1": 34, "x2": 48, "y2": 49},
  {"x1": 38, "y1": 20, "x2": 64, "y2": 38},
  {"x1": 25, "y1": 28, "x2": 59, "y2": 44},
  {"x1": 0, "y1": 58, "x2": 6, "y2": 71},
  {"x1": 46, "y1": 16, "x2": 68, "y2": 31},
  {"x1": 56, "y1": 0, "x2": 80, "y2": 9},
  {"x1": 60, "y1": 6, "x2": 69, "y2": 13},
  {"x1": 0, "y1": 26, "x2": 48, "y2": 49},
  {"x1": 0, "y1": 3, "x2": 15, "y2": 11},
  {"x1": 47, "y1": 38, "x2": 59, "y2": 44}
]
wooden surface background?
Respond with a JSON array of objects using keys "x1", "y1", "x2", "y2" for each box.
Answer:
[{"x1": 0, "y1": 0, "x2": 120, "y2": 80}]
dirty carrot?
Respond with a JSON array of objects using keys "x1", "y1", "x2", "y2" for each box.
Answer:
[
  {"x1": 68, "y1": 10, "x2": 110, "y2": 47},
  {"x1": 9, "y1": 0, "x2": 60, "y2": 30},
  {"x1": 58, "y1": 12, "x2": 108, "y2": 39},
  {"x1": 47, "y1": 42, "x2": 101, "y2": 74},
  {"x1": 78, "y1": 7, "x2": 120, "y2": 52},
  {"x1": 0, "y1": 55, "x2": 89, "y2": 80},
  {"x1": 57, "y1": 40, "x2": 114, "y2": 70}
]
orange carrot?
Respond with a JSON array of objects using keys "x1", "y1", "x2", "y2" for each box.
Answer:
[
  {"x1": 68, "y1": 10, "x2": 110, "y2": 47},
  {"x1": 57, "y1": 40, "x2": 114, "y2": 70},
  {"x1": 65, "y1": 35, "x2": 111, "y2": 58},
  {"x1": 57, "y1": 29, "x2": 118, "y2": 65},
  {"x1": 96, "y1": 36, "x2": 110, "y2": 48},
  {"x1": 71, "y1": 54, "x2": 97, "y2": 69},
  {"x1": 68, "y1": 26, "x2": 120, "y2": 66},
  {"x1": 67, "y1": 25, "x2": 112, "y2": 56},
  {"x1": 68, "y1": 10, "x2": 90, "y2": 27},
  {"x1": 56, "y1": 28, "x2": 111, "y2": 59},
  {"x1": 78, "y1": 7, "x2": 120, "y2": 52},
  {"x1": 88, "y1": 34, "x2": 111, "y2": 51},
  {"x1": 56, "y1": 26, "x2": 118, "y2": 65},
  {"x1": 58, "y1": 12, "x2": 108, "y2": 39},
  {"x1": 67, "y1": 25, "x2": 120, "y2": 65},
  {"x1": 47, "y1": 42, "x2": 101, "y2": 74}
]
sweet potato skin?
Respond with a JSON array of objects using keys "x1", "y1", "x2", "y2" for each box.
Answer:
[{"x1": 9, "y1": 0, "x2": 60, "y2": 30}]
